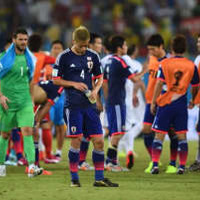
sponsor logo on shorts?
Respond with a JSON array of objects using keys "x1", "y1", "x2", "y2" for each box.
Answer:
[{"x1": 71, "y1": 126, "x2": 77, "y2": 134}]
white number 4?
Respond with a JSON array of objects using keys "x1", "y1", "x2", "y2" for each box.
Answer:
[{"x1": 80, "y1": 70, "x2": 84, "y2": 79}]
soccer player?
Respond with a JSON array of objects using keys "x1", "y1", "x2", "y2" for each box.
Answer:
[
  {"x1": 78, "y1": 32, "x2": 103, "y2": 171},
  {"x1": 53, "y1": 25, "x2": 118, "y2": 187},
  {"x1": 150, "y1": 35, "x2": 199, "y2": 174},
  {"x1": 103, "y1": 35, "x2": 146, "y2": 171},
  {"x1": 142, "y1": 34, "x2": 179, "y2": 173},
  {"x1": 44, "y1": 40, "x2": 65, "y2": 160},
  {"x1": 118, "y1": 44, "x2": 146, "y2": 169},
  {"x1": 189, "y1": 34, "x2": 200, "y2": 171},
  {"x1": 28, "y1": 34, "x2": 59, "y2": 164},
  {"x1": 0, "y1": 28, "x2": 43, "y2": 177}
]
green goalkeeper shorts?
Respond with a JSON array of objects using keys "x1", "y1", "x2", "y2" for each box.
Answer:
[{"x1": 0, "y1": 105, "x2": 34, "y2": 132}]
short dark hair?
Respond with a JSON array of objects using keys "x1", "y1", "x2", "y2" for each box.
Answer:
[
  {"x1": 127, "y1": 44, "x2": 136, "y2": 56},
  {"x1": 110, "y1": 35, "x2": 125, "y2": 53},
  {"x1": 28, "y1": 33, "x2": 43, "y2": 52},
  {"x1": 103, "y1": 34, "x2": 113, "y2": 52},
  {"x1": 89, "y1": 33, "x2": 101, "y2": 44},
  {"x1": 5, "y1": 37, "x2": 12, "y2": 46},
  {"x1": 171, "y1": 34, "x2": 186, "y2": 54},
  {"x1": 13, "y1": 27, "x2": 28, "y2": 39},
  {"x1": 51, "y1": 40, "x2": 64, "y2": 49},
  {"x1": 146, "y1": 34, "x2": 164, "y2": 47}
]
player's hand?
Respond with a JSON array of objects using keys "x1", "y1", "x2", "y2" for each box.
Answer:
[
  {"x1": 0, "y1": 95, "x2": 10, "y2": 110},
  {"x1": 133, "y1": 95, "x2": 139, "y2": 107},
  {"x1": 73, "y1": 82, "x2": 88, "y2": 92},
  {"x1": 150, "y1": 102, "x2": 157, "y2": 115},
  {"x1": 89, "y1": 90, "x2": 98, "y2": 103},
  {"x1": 188, "y1": 100, "x2": 194, "y2": 109}
]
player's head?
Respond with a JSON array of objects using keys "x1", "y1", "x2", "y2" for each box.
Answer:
[
  {"x1": 28, "y1": 33, "x2": 43, "y2": 52},
  {"x1": 13, "y1": 27, "x2": 28, "y2": 52},
  {"x1": 50, "y1": 40, "x2": 64, "y2": 58},
  {"x1": 103, "y1": 34, "x2": 113, "y2": 53},
  {"x1": 146, "y1": 34, "x2": 164, "y2": 58},
  {"x1": 4, "y1": 37, "x2": 12, "y2": 51},
  {"x1": 127, "y1": 44, "x2": 138, "y2": 58},
  {"x1": 196, "y1": 34, "x2": 200, "y2": 53},
  {"x1": 171, "y1": 34, "x2": 186, "y2": 54},
  {"x1": 89, "y1": 33, "x2": 102, "y2": 54},
  {"x1": 110, "y1": 35, "x2": 127, "y2": 55},
  {"x1": 72, "y1": 25, "x2": 90, "y2": 55}
]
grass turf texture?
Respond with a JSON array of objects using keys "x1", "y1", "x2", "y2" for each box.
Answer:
[{"x1": 0, "y1": 138, "x2": 200, "y2": 200}]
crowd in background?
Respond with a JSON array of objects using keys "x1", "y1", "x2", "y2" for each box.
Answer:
[{"x1": 1, "y1": 0, "x2": 200, "y2": 55}]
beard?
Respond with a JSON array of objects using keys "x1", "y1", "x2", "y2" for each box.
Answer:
[{"x1": 15, "y1": 44, "x2": 26, "y2": 53}]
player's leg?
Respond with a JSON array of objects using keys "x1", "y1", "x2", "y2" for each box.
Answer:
[
  {"x1": 105, "y1": 104, "x2": 125, "y2": 171},
  {"x1": 165, "y1": 128, "x2": 178, "y2": 173},
  {"x1": 64, "y1": 108, "x2": 83, "y2": 187},
  {"x1": 17, "y1": 105, "x2": 43, "y2": 177},
  {"x1": 85, "y1": 107, "x2": 118, "y2": 187},
  {"x1": 142, "y1": 104, "x2": 155, "y2": 172},
  {"x1": 189, "y1": 109, "x2": 200, "y2": 171}
]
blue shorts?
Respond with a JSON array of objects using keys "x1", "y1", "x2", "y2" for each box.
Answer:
[
  {"x1": 152, "y1": 98, "x2": 188, "y2": 134},
  {"x1": 50, "y1": 94, "x2": 65, "y2": 125},
  {"x1": 143, "y1": 103, "x2": 155, "y2": 125},
  {"x1": 63, "y1": 107, "x2": 103, "y2": 139},
  {"x1": 196, "y1": 108, "x2": 200, "y2": 134},
  {"x1": 106, "y1": 104, "x2": 126, "y2": 136}
]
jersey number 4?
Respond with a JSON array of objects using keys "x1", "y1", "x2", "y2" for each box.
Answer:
[{"x1": 80, "y1": 70, "x2": 85, "y2": 79}]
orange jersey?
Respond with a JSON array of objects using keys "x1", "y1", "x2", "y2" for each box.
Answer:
[
  {"x1": 43, "y1": 64, "x2": 53, "y2": 81},
  {"x1": 157, "y1": 57, "x2": 196, "y2": 107},
  {"x1": 33, "y1": 52, "x2": 56, "y2": 83},
  {"x1": 145, "y1": 56, "x2": 159, "y2": 103}
]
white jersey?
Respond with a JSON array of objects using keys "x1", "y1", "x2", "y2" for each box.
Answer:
[
  {"x1": 122, "y1": 55, "x2": 145, "y2": 129},
  {"x1": 101, "y1": 54, "x2": 112, "y2": 71},
  {"x1": 194, "y1": 55, "x2": 200, "y2": 68}
]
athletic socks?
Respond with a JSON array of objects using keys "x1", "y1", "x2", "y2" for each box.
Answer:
[
  {"x1": 23, "y1": 135, "x2": 35, "y2": 164},
  {"x1": 0, "y1": 137, "x2": 9, "y2": 164},
  {"x1": 152, "y1": 139, "x2": 163, "y2": 167},
  {"x1": 68, "y1": 148, "x2": 80, "y2": 181},
  {"x1": 178, "y1": 140, "x2": 188, "y2": 168},
  {"x1": 79, "y1": 137, "x2": 89, "y2": 165},
  {"x1": 106, "y1": 146, "x2": 117, "y2": 165},
  {"x1": 169, "y1": 134, "x2": 178, "y2": 166},
  {"x1": 92, "y1": 150, "x2": 104, "y2": 181},
  {"x1": 34, "y1": 142, "x2": 39, "y2": 166},
  {"x1": 42, "y1": 129, "x2": 52, "y2": 158},
  {"x1": 144, "y1": 133, "x2": 154, "y2": 158}
]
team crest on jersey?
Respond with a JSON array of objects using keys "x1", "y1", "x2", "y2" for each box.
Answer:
[
  {"x1": 87, "y1": 57, "x2": 93, "y2": 71},
  {"x1": 71, "y1": 126, "x2": 77, "y2": 133}
]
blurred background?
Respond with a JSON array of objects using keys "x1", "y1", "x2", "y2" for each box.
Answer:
[{"x1": 1, "y1": 0, "x2": 200, "y2": 56}]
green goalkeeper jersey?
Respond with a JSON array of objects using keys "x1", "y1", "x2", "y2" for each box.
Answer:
[{"x1": 0, "y1": 53, "x2": 32, "y2": 111}]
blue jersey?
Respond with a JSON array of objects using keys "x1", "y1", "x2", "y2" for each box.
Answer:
[
  {"x1": 104, "y1": 55, "x2": 135, "y2": 105},
  {"x1": 38, "y1": 80, "x2": 64, "y2": 105},
  {"x1": 53, "y1": 48, "x2": 102, "y2": 109}
]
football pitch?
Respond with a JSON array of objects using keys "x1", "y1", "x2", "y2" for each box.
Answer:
[{"x1": 0, "y1": 138, "x2": 200, "y2": 200}]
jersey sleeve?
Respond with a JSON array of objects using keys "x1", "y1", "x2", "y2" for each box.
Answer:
[
  {"x1": 92, "y1": 54, "x2": 103, "y2": 79},
  {"x1": 157, "y1": 65, "x2": 165, "y2": 82},
  {"x1": 52, "y1": 54, "x2": 65, "y2": 80},
  {"x1": 191, "y1": 65, "x2": 199, "y2": 87},
  {"x1": 44, "y1": 55, "x2": 56, "y2": 65}
]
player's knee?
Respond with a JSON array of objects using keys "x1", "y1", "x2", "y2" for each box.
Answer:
[
  {"x1": 142, "y1": 124, "x2": 152, "y2": 134},
  {"x1": 177, "y1": 133, "x2": 186, "y2": 140},
  {"x1": 21, "y1": 127, "x2": 33, "y2": 136},
  {"x1": 1, "y1": 132, "x2": 11, "y2": 139},
  {"x1": 93, "y1": 137, "x2": 104, "y2": 151},
  {"x1": 71, "y1": 137, "x2": 82, "y2": 149},
  {"x1": 154, "y1": 132, "x2": 165, "y2": 141}
]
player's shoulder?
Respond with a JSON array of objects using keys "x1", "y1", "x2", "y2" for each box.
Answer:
[
  {"x1": 55, "y1": 48, "x2": 71, "y2": 65},
  {"x1": 112, "y1": 55, "x2": 127, "y2": 68},
  {"x1": 87, "y1": 48, "x2": 100, "y2": 60}
]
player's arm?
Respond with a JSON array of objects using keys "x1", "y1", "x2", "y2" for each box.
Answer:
[
  {"x1": 52, "y1": 55, "x2": 88, "y2": 92},
  {"x1": 151, "y1": 79, "x2": 163, "y2": 115},
  {"x1": 90, "y1": 75, "x2": 103, "y2": 102}
]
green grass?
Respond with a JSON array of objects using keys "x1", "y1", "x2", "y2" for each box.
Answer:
[{"x1": 0, "y1": 139, "x2": 200, "y2": 200}]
